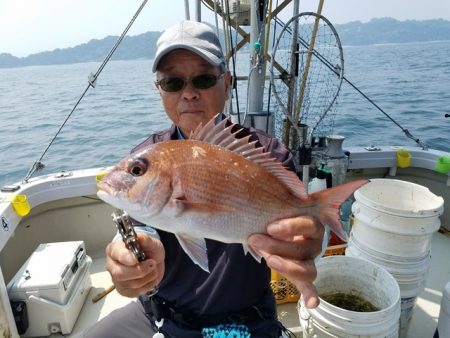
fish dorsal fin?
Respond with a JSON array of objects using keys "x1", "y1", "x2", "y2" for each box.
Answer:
[
  {"x1": 190, "y1": 114, "x2": 264, "y2": 160},
  {"x1": 190, "y1": 114, "x2": 307, "y2": 199}
]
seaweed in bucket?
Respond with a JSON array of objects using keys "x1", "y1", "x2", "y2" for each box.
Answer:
[{"x1": 322, "y1": 292, "x2": 379, "y2": 312}]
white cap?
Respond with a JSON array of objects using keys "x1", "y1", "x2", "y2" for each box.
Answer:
[{"x1": 152, "y1": 21, "x2": 225, "y2": 72}]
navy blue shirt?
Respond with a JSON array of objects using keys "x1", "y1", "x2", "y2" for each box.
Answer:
[{"x1": 133, "y1": 122, "x2": 295, "y2": 337}]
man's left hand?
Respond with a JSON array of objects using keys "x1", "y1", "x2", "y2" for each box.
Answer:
[{"x1": 248, "y1": 216, "x2": 324, "y2": 308}]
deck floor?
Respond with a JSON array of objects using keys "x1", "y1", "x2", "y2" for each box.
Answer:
[{"x1": 55, "y1": 231, "x2": 449, "y2": 338}]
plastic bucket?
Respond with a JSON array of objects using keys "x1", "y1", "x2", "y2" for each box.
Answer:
[
  {"x1": 346, "y1": 235, "x2": 430, "y2": 295},
  {"x1": 347, "y1": 179, "x2": 444, "y2": 337},
  {"x1": 299, "y1": 256, "x2": 400, "y2": 338},
  {"x1": 346, "y1": 235, "x2": 430, "y2": 336},
  {"x1": 351, "y1": 179, "x2": 443, "y2": 258}
]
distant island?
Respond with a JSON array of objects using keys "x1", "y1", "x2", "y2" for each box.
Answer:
[
  {"x1": 1, "y1": 17, "x2": 450, "y2": 68},
  {"x1": 337, "y1": 17, "x2": 450, "y2": 45}
]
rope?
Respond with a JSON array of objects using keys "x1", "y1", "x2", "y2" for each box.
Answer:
[
  {"x1": 22, "y1": 0, "x2": 149, "y2": 183},
  {"x1": 201, "y1": 0, "x2": 240, "y2": 121},
  {"x1": 293, "y1": 0, "x2": 324, "y2": 124}
]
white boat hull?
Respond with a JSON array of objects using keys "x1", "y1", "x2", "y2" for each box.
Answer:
[{"x1": 0, "y1": 146, "x2": 448, "y2": 337}]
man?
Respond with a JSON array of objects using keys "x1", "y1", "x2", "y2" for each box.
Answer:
[{"x1": 80, "y1": 21, "x2": 323, "y2": 337}]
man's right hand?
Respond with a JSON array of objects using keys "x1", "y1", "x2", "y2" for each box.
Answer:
[{"x1": 106, "y1": 233, "x2": 165, "y2": 298}]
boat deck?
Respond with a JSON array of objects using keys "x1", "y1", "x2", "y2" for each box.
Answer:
[{"x1": 61, "y1": 230, "x2": 449, "y2": 338}]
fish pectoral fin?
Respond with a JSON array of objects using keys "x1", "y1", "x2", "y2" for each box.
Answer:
[
  {"x1": 167, "y1": 197, "x2": 187, "y2": 217},
  {"x1": 242, "y1": 243, "x2": 263, "y2": 263},
  {"x1": 175, "y1": 234, "x2": 210, "y2": 273}
]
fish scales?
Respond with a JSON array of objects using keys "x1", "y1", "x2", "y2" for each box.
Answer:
[
  {"x1": 172, "y1": 141, "x2": 301, "y2": 230},
  {"x1": 157, "y1": 142, "x2": 296, "y2": 240}
]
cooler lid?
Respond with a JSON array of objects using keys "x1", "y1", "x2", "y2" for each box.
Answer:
[{"x1": 8, "y1": 241, "x2": 85, "y2": 292}]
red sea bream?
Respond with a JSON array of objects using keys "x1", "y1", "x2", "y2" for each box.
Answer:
[{"x1": 97, "y1": 116, "x2": 367, "y2": 272}]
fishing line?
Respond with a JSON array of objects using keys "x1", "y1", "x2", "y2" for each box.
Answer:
[
  {"x1": 342, "y1": 78, "x2": 428, "y2": 149},
  {"x1": 201, "y1": 0, "x2": 242, "y2": 122},
  {"x1": 22, "y1": 0, "x2": 149, "y2": 183}
]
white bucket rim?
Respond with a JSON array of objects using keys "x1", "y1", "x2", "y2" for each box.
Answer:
[
  {"x1": 300, "y1": 256, "x2": 401, "y2": 336},
  {"x1": 354, "y1": 179, "x2": 444, "y2": 218},
  {"x1": 314, "y1": 256, "x2": 400, "y2": 314},
  {"x1": 346, "y1": 238, "x2": 431, "y2": 284},
  {"x1": 348, "y1": 234, "x2": 432, "y2": 265},
  {"x1": 299, "y1": 298, "x2": 401, "y2": 335},
  {"x1": 352, "y1": 203, "x2": 441, "y2": 235}
]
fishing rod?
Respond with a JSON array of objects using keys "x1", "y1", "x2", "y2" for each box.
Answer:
[
  {"x1": 272, "y1": 16, "x2": 428, "y2": 150},
  {"x1": 22, "y1": 0, "x2": 149, "y2": 183}
]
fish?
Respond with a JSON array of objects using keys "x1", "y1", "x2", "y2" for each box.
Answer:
[{"x1": 97, "y1": 116, "x2": 368, "y2": 272}]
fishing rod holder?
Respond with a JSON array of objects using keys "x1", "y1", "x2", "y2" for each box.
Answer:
[{"x1": 23, "y1": 161, "x2": 45, "y2": 183}]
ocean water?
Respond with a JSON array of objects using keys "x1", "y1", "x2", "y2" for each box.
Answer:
[{"x1": 1, "y1": 40, "x2": 449, "y2": 187}]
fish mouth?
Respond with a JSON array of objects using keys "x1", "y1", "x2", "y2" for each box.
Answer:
[
  {"x1": 96, "y1": 181, "x2": 120, "y2": 205},
  {"x1": 97, "y1": 189, "x2": 116, "y2": 205},
  {"x1": 97, "y1": 180, "x2": 112, "y2": 193},
  {"x1": 97, "y1": 178, "x2": 145, "y2": 214},
  {"x1": 97, "y1": 190, "x2": 146, "y2": 221},
  {"x1": 96, "y1": 179, "x2": 124, "y2": 207}
]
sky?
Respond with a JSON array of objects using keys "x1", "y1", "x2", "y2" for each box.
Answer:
[{"x1": 1, "y1": 0, "x2": 450, "y2": 57}]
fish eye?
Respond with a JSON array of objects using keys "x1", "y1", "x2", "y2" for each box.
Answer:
[{"x1": 128, "y1": 158, "x2": 148, "y2": 177}]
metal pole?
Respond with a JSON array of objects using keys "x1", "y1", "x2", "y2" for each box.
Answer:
[
  {"x1": 246, "y1": 0, "x2": 266, "y2": 126},
  {"x1": 195, "y1": 0, "x2": 201, "y2": 21},
  {"x1": 184, "y1": 0, "x2": 190, "y2": 20},
  {"x1": 282, "y1": 0, "x2": 300, "y2": 147},
  {"x1": 262, "y1": 0, "x2": 273, "y2": 83}
]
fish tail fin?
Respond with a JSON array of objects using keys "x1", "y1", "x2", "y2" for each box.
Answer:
[{"x1": 310, "y1": 179, "x2": 368, "y2": 242}]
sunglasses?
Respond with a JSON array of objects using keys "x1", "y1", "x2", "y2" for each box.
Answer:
[{"x1": 155, "y1": 73, "x2": 225, "y2": 92}]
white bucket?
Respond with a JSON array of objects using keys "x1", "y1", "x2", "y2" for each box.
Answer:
[
  {"x1": 299, "y1": 256, "x2": 400, "y2": 338},
  {"x1": 347, "y1": 178, "x2": 444, "y2": 337},
  {"x1": 346, "y1": 234, "x2": 430, "y2": 336},
  {"x1": 351, "y1": 179, "x2": 444, "y2": 258}
]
